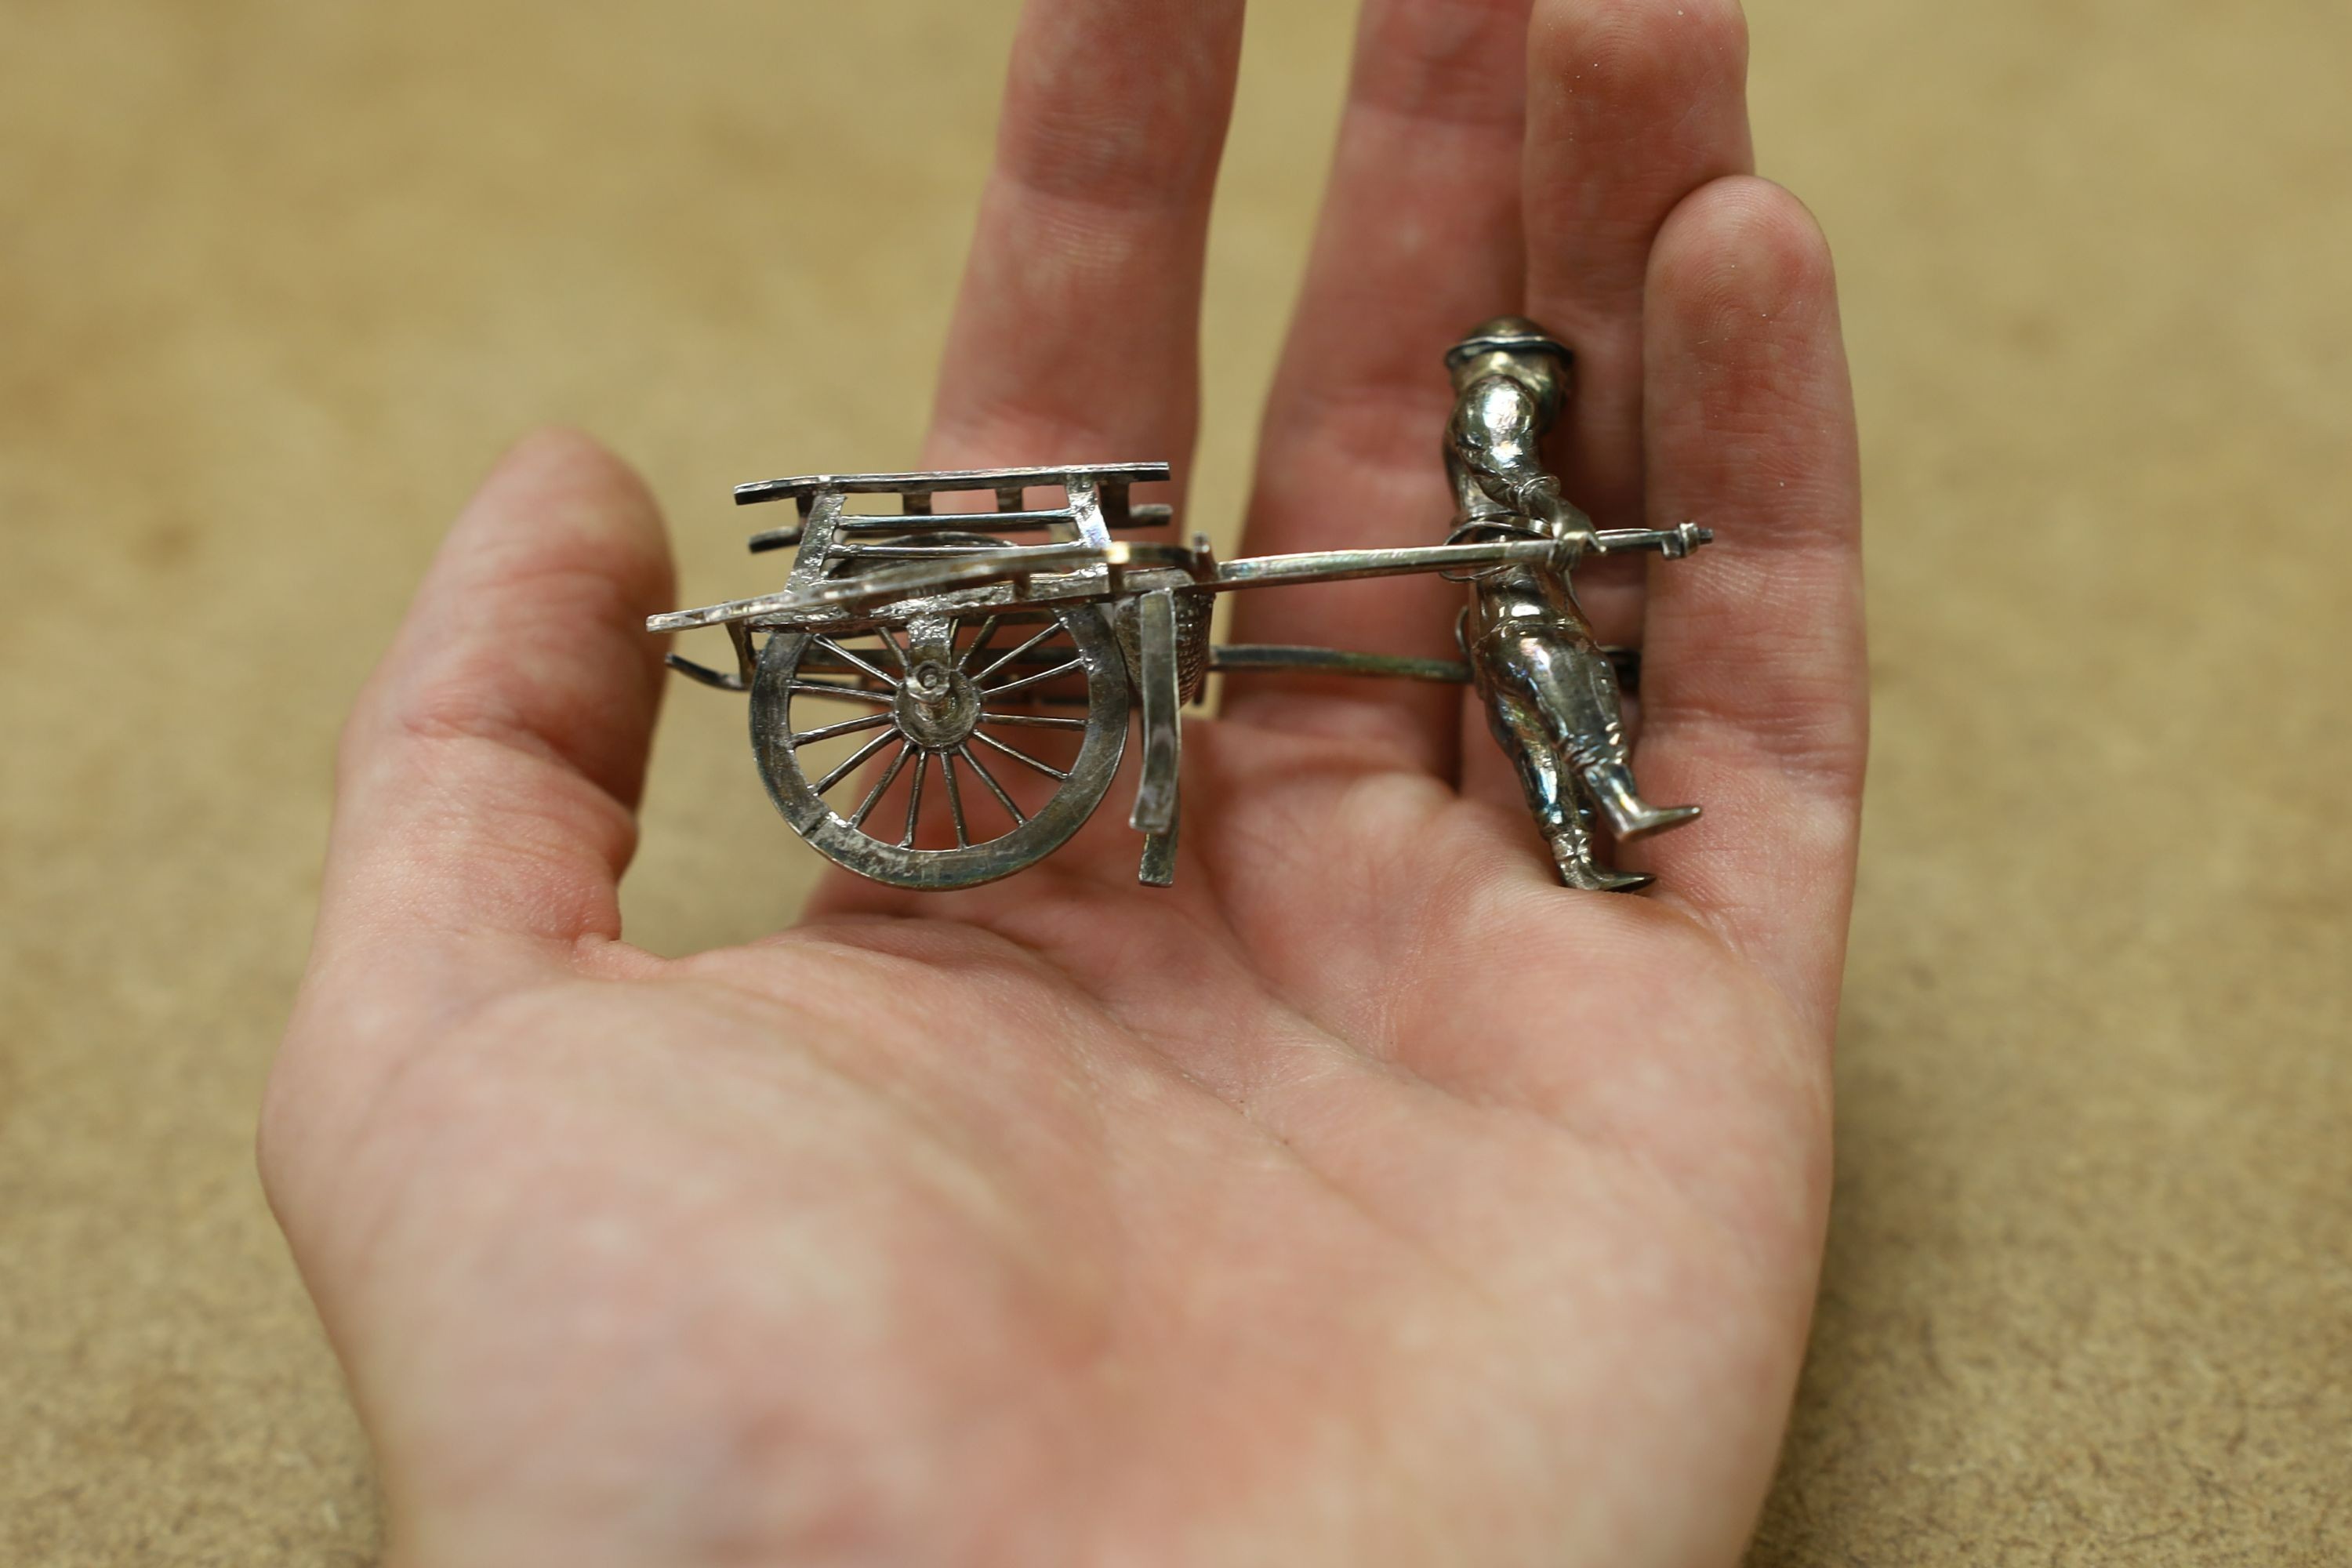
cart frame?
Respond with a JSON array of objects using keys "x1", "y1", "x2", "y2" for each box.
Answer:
[{"x1": 650, "y1": 462, "x2": 1702, "y2": 889}]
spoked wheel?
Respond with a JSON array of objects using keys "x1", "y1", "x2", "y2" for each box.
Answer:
[{"x1": 749, "y1": 605, "x2": 1131, "y2": 890}]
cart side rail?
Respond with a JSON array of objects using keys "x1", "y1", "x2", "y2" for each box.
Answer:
[
  {"x1": 746, "y1": 503, "x2": 1174, "y2": 555},
  {"x1": 735, "y1": 461, "x2": 1174, "y2": 556},
  {"x1": 733, "y1": 462, "x2": 1171, "y2": 507}
]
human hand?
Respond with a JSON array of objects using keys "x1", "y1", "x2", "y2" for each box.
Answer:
[{"x1": 262, "y1": 0, "x2": 1862, "y2": 1563}]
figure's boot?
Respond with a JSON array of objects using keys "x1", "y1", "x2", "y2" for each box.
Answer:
[
  {"x1": 1579, "y1": 760, "x2": 1702, "y2": 841},
  {"x1": 1544, "y1": 808, "x2": 1654, "y2": 894}
]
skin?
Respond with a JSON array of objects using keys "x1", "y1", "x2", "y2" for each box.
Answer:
[{"x1": 260, "y1": 0, "x2": 1864, "y2": 1563}]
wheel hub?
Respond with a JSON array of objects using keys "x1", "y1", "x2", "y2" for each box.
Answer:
[{"x1": 894, "y1": 658, "x2": 980, "y2": 750}]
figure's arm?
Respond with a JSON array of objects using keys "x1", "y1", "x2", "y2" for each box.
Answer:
[{"x1": 1450, "y1": 376, "x2": 1598, "y2": 550}]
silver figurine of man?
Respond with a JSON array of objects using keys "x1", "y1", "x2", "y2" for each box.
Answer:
[{"x1": 1445, "y1": 317, "x2": 1701, "y2": 891}]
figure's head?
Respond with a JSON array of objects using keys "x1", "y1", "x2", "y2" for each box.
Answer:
[{"x1": 1446, "y1": 316, "x2": 1573, "y2": 423}]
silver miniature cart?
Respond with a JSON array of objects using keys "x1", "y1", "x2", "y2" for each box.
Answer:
[{"x1": 652, "y1": 462, "x2": 1699, "y2": 890}]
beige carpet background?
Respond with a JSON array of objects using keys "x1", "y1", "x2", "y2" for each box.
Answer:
[{"x1": 3, "y1": 0, "x2": 2347, "y2": 1562}]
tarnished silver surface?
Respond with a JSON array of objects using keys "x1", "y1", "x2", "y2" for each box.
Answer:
[
  {"x1": 1209, "y1": 644, "x2": 1472, "y2": 683},
  {"x1": 1116, "y1": 588, "x2": 1213, "y2": 706},
  {"x1": 691, "y1": 536, "x2": 1575, "y2": 626},
  {"x1": 1196, "y1": 643, "x2": 1643, "y2": 691},
  {"x1": 652, "y1": 392, "x2": 1715, "y2": 894},
  {"x1": 732, "y1": 460, "x2": 1172, "y2": 510},
  {"x1": 746, "y1": 506, "x2": 1176, "y2": 555},
  {"x1": 1128, "y1": 588, "x2": 1182, "y2": 840},
  {"x1": 747, "y1": 603, "x2": 1129, "y2": 891},
  {"x1": 1443, "y1": 315, "x2": 1708, "y2": 890}
]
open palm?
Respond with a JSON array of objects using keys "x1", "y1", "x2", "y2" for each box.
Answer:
[{"x1": 263, "y1": 1, "x2": 1863, "y2": 1563}]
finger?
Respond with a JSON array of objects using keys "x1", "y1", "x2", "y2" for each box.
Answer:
[
  {"x1": 1455, "y1": 0, "x2": 1750, "y2": 825},
  {"x1": 1521, "y1": 0, "x2": 1752, "y2": 643},
  {"x1": 816, "y1": 0, "x2": 1241, "y2": 920},
  {"x1": 921, "y1": 0, "x2": 1247, "y2": 499},
  {"x1": 1221, "y1": 0, "x2": 1534, "y2": 770},
  {"x1": 1627, "y1": 177, "x2": 1864, "y2": 1029},
  {"x1": 319, "y1": 429, "x2": 674, "y2": 969}
]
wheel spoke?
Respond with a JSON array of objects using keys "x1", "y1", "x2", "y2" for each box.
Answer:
[
  {"x1": 956, "y1": 742, "x2": 1026, "y2": 825},
  {"x1": 814, "y1": 635, "x2": 900, "y2": 688},
  {"x1": 969, "y1": 728, "x2": 1070, "y2": 782},
  {"x1": 811, "y1": 729, "x2": 901, "y2": 794},
  {"x1": 942, "y1": 753, "x2": 971, "y2": 848},
  {"x1": 978, "y1": 711, "x2": 1089, "y2": 730},
  {"x1": 757, "y1": 600, "x2": 1127, "y2": 887},
  {"x1": 898, "y1": 750, "x2": 928, "y2": 848},
  {"x1": 982, "y1": 656, "x2": 1085, "y2": 701},
  {"x1": 788, "y1": 678, "x2": 894, "y2": 705},
  {"x1": 847, "y1": 741, "x2": 913, "y2": 829},
  {"x1": 793, "y1": 711, "x2": 895, "y2": 745},
  {"x1": 956, "y1": 615, "x2": 1000, "y2": 674},
  {"x1": 971, "y1": 621, "x2": 1061, "y2": 684}
]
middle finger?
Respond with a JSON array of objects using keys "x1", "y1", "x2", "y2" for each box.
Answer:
[
  {"x1": 922, "y1": 0, "x2": 1249, "y2": 499},
  {"x1": 1222, "y1": 0, "x2": 1537, "y2": 773},
  {"x1": 1523, "y1": 0, "x2": 1755, "y2": 539},
  {"x1": 1454, "y1": 0, "x2": 1754, "y2": 818}
]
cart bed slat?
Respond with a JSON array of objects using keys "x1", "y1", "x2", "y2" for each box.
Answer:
[
  {"x1": 746, "y1": 503, "x2": 1172, "y2": 554},
  {"x1": 735, "y1": 462, "x2": 1171, "y2": 506}
]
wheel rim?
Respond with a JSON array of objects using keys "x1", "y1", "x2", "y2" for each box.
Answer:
[{"x1": 750, "y1": 604, "x2": 1129, "y2": 890}]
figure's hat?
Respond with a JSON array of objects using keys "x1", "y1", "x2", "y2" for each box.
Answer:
[{"x1": 1444, "y1": 320, "x2": 1573, "y2": 371}]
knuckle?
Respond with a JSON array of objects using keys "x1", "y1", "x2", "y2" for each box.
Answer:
[
  {"x1": 993, "y1": 16, "x2": 1236, "y2": 212},
  {"x1": 252, "y1": 1065, "x2": 302, "y2": 1217},
  {"x1": 1650, "y1": 612, "x2": 1868, "y2": 790},
  {"x1": 1355, "y1": 0, "x2": 1537, "y2": 126},
  {"x1": 1653, "y1": 682, "x2": 1867, "y2": 795},
  {"x1": 996, "y1": 109, "x2": 1203, "y2": 214},
  {"x1": 385, "y1": 667, "x2": 543, "y2": 761},
  {"x1": 1530, "y1": 0, "x2": 1749, "y2": 121}
]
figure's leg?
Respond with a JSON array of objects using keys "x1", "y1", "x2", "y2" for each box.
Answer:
[
  {"x1": 1550, "y1": 786, "x2": 1654, "y2": 894},
  {"x1": 1483, "y1": 683, "x2": 1570, "y2": 835},
  {"x1": 1517, "y1": 632, "x2": 1700, "y2": 841},
  {"x1": 1483, "y1": 683, "x2": 1654, "y2": 892}
]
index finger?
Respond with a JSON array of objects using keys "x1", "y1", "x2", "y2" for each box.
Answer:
[
  {"x1": 920, "y1": 0, "x2": 1246, "y2": 495},
  {"x1": 1221, "y1": 0, "x2": 1536, "y2": 772}
]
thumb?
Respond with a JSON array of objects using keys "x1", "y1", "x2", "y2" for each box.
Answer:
[{"x1": 318, "y1": 428, "x2": 674, "y2": 977}]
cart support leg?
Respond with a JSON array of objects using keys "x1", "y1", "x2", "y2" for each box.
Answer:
[
  {"x1": 1130, "y1": 589, "x2": 1182, "y2": 884},
  {"x1": 1138, "y1": 815, "x2": 1179, "y2": 887}
]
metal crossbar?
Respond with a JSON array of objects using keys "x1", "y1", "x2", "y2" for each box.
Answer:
[
  {"x1": 734, "y1": 462, "x2": 1171, "y2": 507},
  {"x1": 746, "y1": 503, "x2": 1172, "y2": 554}
]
